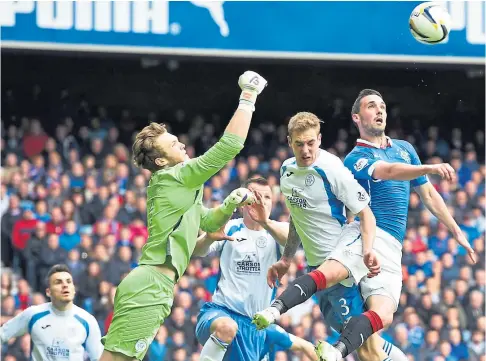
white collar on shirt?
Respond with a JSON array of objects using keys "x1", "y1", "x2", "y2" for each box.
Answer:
[{"x1": 356, "y1": 136, "x2": 393, "y2": 149}]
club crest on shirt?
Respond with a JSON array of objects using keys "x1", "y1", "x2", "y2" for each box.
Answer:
[
  {"x1": 354, "y1": 158, "x2": 369, "y2": 171},
  {"x1": 256, "y1": 236, "x2": 267, "y2": 248},
  {"x1": 399, "y1": 150, "x2": 411, "y2": 163},
  {"x1": 305, "y1": 174, "x2": 315, "y2": 186}
]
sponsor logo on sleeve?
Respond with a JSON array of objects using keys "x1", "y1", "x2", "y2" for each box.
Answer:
[{"x1": 354, "y1": 158, "x2": 369, "y2": 171}]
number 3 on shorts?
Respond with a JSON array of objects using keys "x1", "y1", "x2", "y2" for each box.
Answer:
[{"x1": 339, "y1": 298, "x2": 350, "y2": 316}]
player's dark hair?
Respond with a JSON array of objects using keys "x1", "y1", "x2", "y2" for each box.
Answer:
[
  {"x1": 45, "y1": 264, "x2": 72, "y2": 287},
  {"x1": 351, "y1": 89, "x2": 383, "y2": 116},
  {"x1": 242, "y1": 176, "x2": 269, "y2": 188}
]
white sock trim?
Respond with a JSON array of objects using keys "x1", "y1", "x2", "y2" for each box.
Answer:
[{"x1": 199, "y1": 333, "x2": 229, "y2": 361}]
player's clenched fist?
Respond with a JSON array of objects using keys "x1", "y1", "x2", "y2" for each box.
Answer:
[
  {"x1": 239, "y1": 71, "x2": 267, "y2": 94},
  {"x1": 237, "y1": 71, "x2": 267, "y2": 113},
  {"x1": 220, "y1": 188, "x2": 256, "y2": 215},
  {"x1": 226, "y1": 188, "x2": 256, "y2": 207}
]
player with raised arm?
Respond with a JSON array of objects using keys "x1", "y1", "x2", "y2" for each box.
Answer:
[
  {"x1": 252, "y1": 112, "x2": 410, "y2": 361},
  {"x1": 0, "y1": 264, "x2": 103, "y2": 361},
  {"x1": 193, "y1": 177, "x2": 317, "y2": 361},
  {"x1": 310, "y1": 89, "x2": 477, "y2": 360},
  {"x1": 99, "y1": 71, "x2": 267, "y2": 361},
  {"x1": 320, "y1": 88, "x2": 476, "y2": 360}
]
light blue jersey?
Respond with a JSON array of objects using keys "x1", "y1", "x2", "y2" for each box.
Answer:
[
  {"x1": 208, "y1": 218, "x2": 284, "y2": 318},
  {"x1": 280, "y1": 150, "x2": 369, "y2": 266},
  {"x1": 279, "y1": 150, "x2": 371, "y2": 332},
  {"x1": 344, "y1": 137, "x2": 428, "y2": 243},
  {"x1": 196, "y1": 218, "x2": 284, "y2": 361},
  {"x1": 0, "y1": 302, "x2": 102, "y2": 361}
]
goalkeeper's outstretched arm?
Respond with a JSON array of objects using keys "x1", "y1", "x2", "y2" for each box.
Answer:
[
  {"x1": 176, "y1": 71, "x2": 267, "y2": 188},
  {"x1": 200, "y1": 188, "x2": 255, "y2": 233},
  {"x1": 225, "y1": 71, "x2": 267, "y2": 139}
]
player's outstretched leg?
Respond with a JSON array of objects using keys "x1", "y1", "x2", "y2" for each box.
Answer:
[
  {"x1": 318, "y1": 282, "x2": 407, "y2": 361},
  {"x1": 253, "y1": 260, "x2": 348, "y2": 330},
  {"x1": 199, "y1": 317, "x2": 236, "y2": 361},
  {"x1": 315, "y1": 295, "x2": 395, "y2": 361},
  {"x1": 381, "y1": 339, "x2": 408, "y2": 361},
  {"x1": 358, "y1": 334, "x2": 408, "y2": 361},
  {"x1": 355, "y1": 333, "x2": 408, "y2": 361}
]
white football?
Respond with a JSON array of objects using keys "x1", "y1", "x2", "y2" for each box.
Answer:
[{"x1": 409, "y1": 2, "x2": 451, "y2": 44}]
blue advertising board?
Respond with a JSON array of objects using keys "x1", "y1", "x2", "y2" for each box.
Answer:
[{"x1": 1, "y1": 1, "x2": 484, "y2": 64}]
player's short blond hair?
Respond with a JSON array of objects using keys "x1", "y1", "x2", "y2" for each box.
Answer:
[
  {"x1": 132, "y1": 122, "x2": 167, "y2": 172},
  {"x1": 288, "y1": 112, "x2": 321, "y2": 138}
]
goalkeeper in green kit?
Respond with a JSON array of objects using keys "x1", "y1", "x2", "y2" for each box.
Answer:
[{"x1": 100, "y1": 71, "x2": 268, "y2": 361}]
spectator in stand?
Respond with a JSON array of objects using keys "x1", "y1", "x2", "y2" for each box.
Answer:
[
  {"x1": 46, "y1": 206, "x2": 64, "y2": 234},
  {"x1": 468, "y1": 330, "x2": 485, "y2": 361},
  {"x1": 116, "y1": 190, "x2": 138, "y2": 225},
  {"x1": 22, "y1": 119, "x2": 48, "y2": 159},
  {"x1": 422, "y1": 330, "x2": 440, "y2": 361},
  {"x1": 466, "y1": 290, "x2": 485, "y2": 329},
  {"x1": 441, "y1": 253, "x2": 460, "y2": 284},
  {"x1": 59, "y1": 220, "x2": 81, "y2": 251},
  {"x1": 474, "y1": 269, "x2": 485, "y2": 292},
  {"x1": 449, "y1": 328, "x2": 469, "y2": 361},
  {"x1": 38, "y1": 234, "x2": 67, "y2": 281},
  {"x1": 34, "y1": 200, "x2": 50, "y2": 223},
  {"x1": 23, "y1": 221, "x2": 47, "y2": 291},
  {"x1": 148, "y1": 326, "x2": 169, "y2": 361},
  {"x1": 429, "y1": 225, "x2": 451, "y2": 258},
  {"x1": 13, "y1": 279, "x2": 31, "y2": 311},
  {"x1": 77, "y1": 261, "x2": 103, "y2": 310},
  {"x1": 66, "y1": 248, "x2": 85, "y2": 283},
  {"x1": 11, "y1": 334, "x2": 30, "y2": 361},
  {"x1": 11, "y1": 209, "x2": 37, "y2": 274},
  {"x1": 103, "y1": 246, "x2": 132, "y2": 285},
  {"x1": 409, "y1": 251, "x2": 434, "y2": 278}
]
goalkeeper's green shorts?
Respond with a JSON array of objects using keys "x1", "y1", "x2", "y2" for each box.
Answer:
[{"x1": 101, "y1": 265, "x2": 174, "y2": 360}]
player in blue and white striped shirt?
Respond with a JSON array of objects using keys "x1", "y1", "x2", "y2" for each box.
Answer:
[{"x1": 0, "y1": 264, "x2": 103, "y2": 361}]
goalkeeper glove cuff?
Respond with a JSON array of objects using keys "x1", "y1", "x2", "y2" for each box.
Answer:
[
  {"x1": 238, "y1": 89, "x2": 258, "y2": 113},
  {"x1": 220, "y1": 198, "x2": 237, "y2": 215}
]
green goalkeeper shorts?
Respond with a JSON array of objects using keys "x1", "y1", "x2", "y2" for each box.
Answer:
[{"x1": 101, "y1": 265, "x2": 174, "y2": 360}]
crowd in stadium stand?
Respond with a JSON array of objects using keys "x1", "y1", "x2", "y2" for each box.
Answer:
[{"x1": 1, "y1": 59, "x2": 484, "y2": 361}]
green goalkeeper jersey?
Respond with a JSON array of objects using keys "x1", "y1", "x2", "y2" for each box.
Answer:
[{"x1": 139, "y1": 132, "x2": 244, "y2": 280}]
